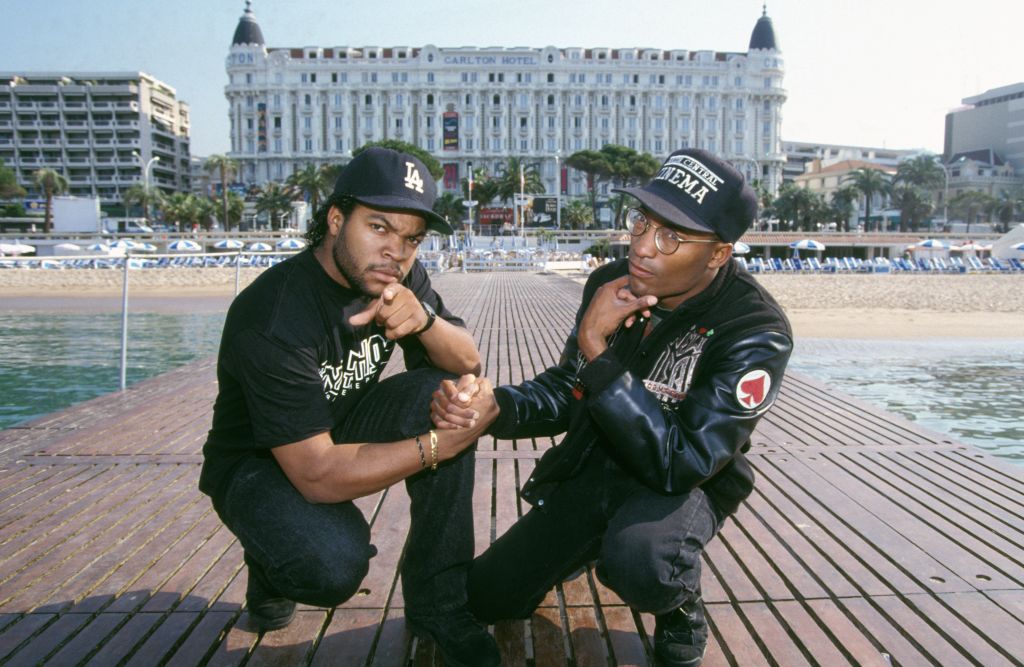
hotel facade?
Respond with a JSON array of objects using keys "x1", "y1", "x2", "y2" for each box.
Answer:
[
  {"x1": 225, "y1": 2, "x2": 786, "y2": 201},
  {"x1": 0, "y1": 72, "x2": 191, "y2": 206}
]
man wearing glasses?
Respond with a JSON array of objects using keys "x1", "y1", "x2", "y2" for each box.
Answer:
[{"x1": 432, "y1": 149, "x2": 792, "y2": 666}]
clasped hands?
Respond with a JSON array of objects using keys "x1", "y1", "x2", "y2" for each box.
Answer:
[{"x1": 431, "y1": 374, "x2": 499, "y2": 432}]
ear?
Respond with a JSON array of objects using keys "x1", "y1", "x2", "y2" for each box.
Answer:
[
  {"x1": 707, "y1": 243, "x2": 733, "y2": 269},
  {"x1": 327, "y1": 206, "x2": 344, "y2": 236}
]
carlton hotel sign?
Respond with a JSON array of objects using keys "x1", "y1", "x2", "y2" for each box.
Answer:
[{"x1": 441, "y1": 54, "x2": 539, "y2": 66}]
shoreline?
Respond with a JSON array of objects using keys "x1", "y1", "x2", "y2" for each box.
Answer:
[{"x1": 2, "y1": 269, "x2": 1023, "y2": 340}]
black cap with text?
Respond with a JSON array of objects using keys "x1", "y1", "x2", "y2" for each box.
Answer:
[
  {"x1": 613, "y1": 148, "x2": 757, "y2": 243},
  {"x1": 330, "y1": 147, "x2": 453, "y2": 235}
]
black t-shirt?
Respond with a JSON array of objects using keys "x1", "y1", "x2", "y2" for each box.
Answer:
[{"x1": 198, "y1": 249, "x2": 464, "y2": 508}]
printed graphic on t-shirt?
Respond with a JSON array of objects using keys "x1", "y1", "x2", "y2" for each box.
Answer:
[
  {"x1": 319, "y1": 334, "x2": 392, "y2": 401},
  {"x1": 644, "y1": 325, "x2": 708, "y2": 405}
]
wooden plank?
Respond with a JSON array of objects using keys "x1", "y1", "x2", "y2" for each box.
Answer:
[
  {"x1": 122, "y1": 611, "x2": 201, "y2": 667},
  {"x1": 246, "y1": 609, "x2": 327, "y2": 666},
  {"x1": 1, "y1": 611, "x2": 91, "y2": 667},
  {"x1": 163, "y1": 610, "x2": 238, "y2": 667},
  {"x1": 43, "y1": 612, "x2": 128, "y2": 667},
  {"x1": 0, "y1": 613, "x2": 55, "y2": 662},
  {"x1": 80, "y1": 612, "x2": 163, "y2": 667},
  {"x1": 310, "y1": 608, "x2": 386, "y2": 666}
]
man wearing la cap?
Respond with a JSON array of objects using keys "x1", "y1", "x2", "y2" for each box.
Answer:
[
  {"x1": 432, "y1": 148, "x2": 792, "y2": 665},
  {"x1": 200, "y1": 147, "x2": 500, "y2": 665}
]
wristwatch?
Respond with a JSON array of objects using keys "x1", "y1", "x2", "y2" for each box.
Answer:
[{"x1": 418, "y1": 300, "x2": 437, "y2": 334}]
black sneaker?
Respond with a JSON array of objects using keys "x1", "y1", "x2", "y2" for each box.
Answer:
[
  {"x1": 406, "y1": 605, "x2": 501, "y2": 667},
  {"x1": 653, "y1": 599, "x2": 708, "y2": 667},
  {"x1": 245, "y1": 568, "x2": 296, "y2": 632}
]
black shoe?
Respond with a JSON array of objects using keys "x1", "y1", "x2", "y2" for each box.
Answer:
[
  {"x1": 653, "y1": 599, "x2": 708, "y2": 667},
  {"x1": 406, "y1": 605, "x2": 501, "y2": 667},
  {"x1": 245, "y1": 568, "x2": 296, "y2": 632}
]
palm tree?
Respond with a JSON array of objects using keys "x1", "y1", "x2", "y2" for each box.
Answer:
[
  {"x1": 204, "y1": 154, "x2": 239, "y2": 231},
  {"x1": 829, "y1": 185, "x2": 860, "y2": 231},
  {"x1": 842, "y1": 167, "x2": 892, "y2": 232},
  {"x1": 122, "y1": 183, "x2": 166, "y2": 226},
  {"x1": 889, "y1": 184, "x2": 933, "y2": 232},
  {"x1": 432, "y1": 192, "x2": 465, "y2": 228},
  {"x1": 772, "y1": 183, "x2": 825, "y2": 232},
  {"x1": 563, "y1": 199, "x2": 593, "y2": 230},
  {"x1": 286, "y1": 164, "x2": 330, "y2": 219},
  {"x1": 992, "y1": 187, "x2": 1022, "y2": 233},
  {"x1": 949, "y1": 190, "x2": 994, "y2": 235},
  {"x1": 494, "y1": 157, "x2": 544, "y2": 206},
  {"x1": 894, "y1": 155, "x2": 945, "y2": 191},
  {"x1": 32, "y1": 168, "x2": 69, "y2": 233},
  {"x1": 255, "y1": 183, "x2": 298, "y2": 230}
]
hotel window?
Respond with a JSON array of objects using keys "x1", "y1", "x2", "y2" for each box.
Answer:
[
  {"x1": 465, "y1": 93, "x2": 473, "y2": 105},
  {"x1": 547, "y1": 73, "x2": 554, "y2": 83},
  {"x1": 427, "y1": 72, "x2": 434, "y2": 83},
  {"x1": 304, "y1": 94, "x2": 312, "y2": 106},
  {"x1": 426, "y1": 94, "x2": 434, "y2": 106},
  {"x1": 305, "y1": 138, "x2": 313, "y2": 152},
  {"x1": 273, "y1": 138, "x2": 282, "y2": 153},
  {"x1": 493, "y1": 94, "x2": 501, "y2": 106},
  {"x1": 734, "y1": 140, "x2": 743, "y2": 154},
  {"x1": 334, "y1": 93, "x2": 343, "y2": 107},
  {"x1": 303, "y1": 117, "x2": 311, "y2": 129},
  {"x1": 548, "y1": 116, "x2": 556, "y2": 129},
  {"x1": 336, "y1": 138, "x2": 344, "y2": 151},
  {"x1": 547, "y1": 94, "x2": 555, "y2": 106},
  {"x1": 520, "y1": 139, "x2": 528, "y2": 151},
  {"x1": 427, "y1": 138, "x2": 435, "y2": 151},
  {"x1": 365, "y1": 94, "x2": 373, "y2": 105},
  {"x1": 520, "y1": 117, "x2": 528, "y2": 128},
  {"x1": 736, "y1": 98, "x2": 744, "y2": 110}
]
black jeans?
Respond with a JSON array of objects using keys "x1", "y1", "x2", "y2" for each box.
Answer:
[
  {"x1": 218, "y1": 368, "x2": 476, "y2": 615},
  {"x1": 468, "y1": 450, "x2": 723, "y2": 621}
]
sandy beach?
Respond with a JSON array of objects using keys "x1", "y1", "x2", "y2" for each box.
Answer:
[{"x1": 1, "y1": 268, "x2": 1022, "y2": 340}]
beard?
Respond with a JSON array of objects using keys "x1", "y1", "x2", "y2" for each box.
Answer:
[{"x1": 331, "y1": 227, "x2": 405, "y2": 297}]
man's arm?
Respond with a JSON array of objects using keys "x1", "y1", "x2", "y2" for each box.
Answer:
[
  {"x1": 350, "y1": 283, "x2": 480, "y2": 376},
  {"x1": 275, "y1": 378, "x2": 497, "y2": 504},
  {"x1": 581, "y1": 331, "x2": 792, "y2": 494}
]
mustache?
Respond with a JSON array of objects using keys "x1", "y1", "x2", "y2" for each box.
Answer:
[{"x1": 365, "y1": 262, "x2": 404, "y2": 279}]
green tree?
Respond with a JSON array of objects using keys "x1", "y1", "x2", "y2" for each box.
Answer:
[
  {"x1": 829, "y1": 185, "x2": 860, "y2": 231},
  {"x1": 949, "y1": 190, "x2": 994, "y2": 235},
  {"x1": 0, "y1": 159, "x2": 26, "y2": 200},
  {"x1": 564, "y1": 149, "x2": 612, "y2": 224},
  {"x1": 772, "y1": 183, "x2": 825, "y2": 231},
  {"x1": 122, "y1": 183, "x2": 166, "y2": 225},
  {"x1": 461, "y1": 166, "x2": 499, "y2": 210},
  {"x1": 894, "y1": 154, "x2": 945, "y2": 191},
  {"x1": 204, "y1": 154, "x2": 239, "y2": 231},
  {"x1": 594, "y1": 145, "x2": 660, "y2": 227},
  {"x1": 286, "y1": 163, "x2": 331, "y2": 219},
  {"x1": 494, "y1": 157, "x2": 545, "y2": 205},
  {"x1": 563, "y1": 199, "x2": 593, "y2": 230},
  {"x1": 355, "y1": 140, "x2": 443, "y2": 180},
  {"x1": 889, "y1": 184, "x2": 933, "y2": 232},
  {"x1": 255, "y1": 182, "x2": 298, "y2": 230},
  {"x1": 224, "y1": 190, "x2": 245, "y2": 230},
  {"x1": 32, "y1": 168, "x2": 69, "y2": 233},
  {"x1": 992, "y1": 187, "x2": 1022, "y2": 233},
  {"x1": 842, "y1": 167, "x2": 892, "y2": 232},
  {"x1": 159, "y1": 193, "x2": 214, "y2": 231},
  {"x1": 432, "y1": 192, "x2": 465, "y2": 228}
]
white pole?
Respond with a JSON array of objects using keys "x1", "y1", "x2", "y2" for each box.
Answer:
[
  {"x1": 119, "y1": 253, "x2": 130, "y2": 391},
  {"x1": 234, "y1": 250, "x2": 241, "y2": 295},
  {"x1": 519, "y1": 161, "x2": 525, "y2": 237},
  {"x1": 555, "y1": 153, "x2": 561, "y2": 230}
]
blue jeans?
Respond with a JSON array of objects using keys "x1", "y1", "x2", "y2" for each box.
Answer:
[
  {"x1": 468, "y1": 449, "x2": 723, "y2": 621},
  {"x1": 218, "y1": 368, "x2": 476, "y2": 615}
]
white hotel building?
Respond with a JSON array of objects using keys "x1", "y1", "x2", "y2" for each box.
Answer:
[
  {"x1": 226, "y1": 2, "x2": 786, "y2": 199},
  {"x1": 0, "y1": 72, "x2": 191, "y2": 206}
]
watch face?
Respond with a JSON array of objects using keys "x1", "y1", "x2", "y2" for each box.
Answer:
[{"x1": 421, "y1": 300, "x2": 436, "y2": 317}]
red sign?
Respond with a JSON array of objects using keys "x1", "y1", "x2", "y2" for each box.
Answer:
[{"x1": 479, "y1": 207, "x2": 513, "y2": 223}]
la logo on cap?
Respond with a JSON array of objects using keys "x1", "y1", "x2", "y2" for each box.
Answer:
[{"x1": 404, "y1": 162, "x2": 424, "y2": 193}]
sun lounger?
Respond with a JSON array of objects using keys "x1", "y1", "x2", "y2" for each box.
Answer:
[
  {"x1": 1009, "y1": 258, "x2": 1024, "y2": 272},
  {"x1": 966, "y1": 255, "x2": 987, "y2": 272}
]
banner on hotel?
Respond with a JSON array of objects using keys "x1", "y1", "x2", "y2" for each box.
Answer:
[
  {"x1": 442, "y1": 112, "x2": 459, "y2": 151},
  {"x1": 257, "y1": 103, "x2": 267, "y2": 153}
]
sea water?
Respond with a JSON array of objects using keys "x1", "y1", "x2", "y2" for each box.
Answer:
[{"x1": 0, "y1": 312, "x2": 1021, "y2": 465}]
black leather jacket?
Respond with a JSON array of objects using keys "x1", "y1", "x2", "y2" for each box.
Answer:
[{"x1": 489, "y1": 257, "x2": 792, "y2": 515}]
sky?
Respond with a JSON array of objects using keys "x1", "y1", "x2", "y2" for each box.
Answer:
[{"x1": 2, "y1": 0, "x2": 1021, "y2": 158}]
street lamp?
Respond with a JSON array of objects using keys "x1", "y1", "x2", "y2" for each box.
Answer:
[
  {"x1": 132, "y1": 151, "x2": 160, "y2": 225},
  {"x1": 935, "y1": 157, "x2": 950, "y2": 231},
  {"x1": 554, "y1": 152, "x2": 562, "y2": 230}
]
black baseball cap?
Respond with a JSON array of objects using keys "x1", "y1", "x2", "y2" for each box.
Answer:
[
  {"x1": 613, "y1": 148, "x2": 757, "y2": 243},
  {"x1": 330, "y1": 147, "x2": 453, "y2": 235}
]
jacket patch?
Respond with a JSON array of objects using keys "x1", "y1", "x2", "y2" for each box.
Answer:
[
  {"x1": 644, "y1": 325, "x2": 708, "y2": 405},
  {"x1": 735, "y1": 369, "x2": 771, "y2": 409}
]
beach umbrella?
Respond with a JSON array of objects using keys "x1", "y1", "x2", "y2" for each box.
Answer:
[
  {"x1": 247, "y1": 241, "x2": 273, "y2": 251},
  {"x1": 168, "y1": 239, "x2": 202, "y2": 252},
  {"x1": 954, "y1": 242, "x2": 986, "y2": 252},
  {"x1": 135, "y1": 242, "x2": 158, "y2": 253},
  {"x1": 276, "y1": 238, "x2": 306, "y2": 250},
  {"x1": 1012, "y1": 243, "x2": 1024, "y2": 251},
  {"x1": 915, "y1": 239, "x2": 948, "y2": 249},
  {"x1": 85, "y1": 242, "x2": 112, "y2": 253},
  {"x1": 109, "y1": 239, "x2": 139, "y2": 251},
  {"x1": 733, "y1": 241, "x2": 751, "y2": 255},
  {"x1": 0, "y1": 242, "x2": 36, "y2": 255},
  {"x1": 214, "y1": 239, "x2": 245, "y2": 250},
  {"x1": 53, "y1": 242, "x2": 82, "y2": 254},
  {"x1": 789, "y1": 239, "x2": 826, "y2": 251}
]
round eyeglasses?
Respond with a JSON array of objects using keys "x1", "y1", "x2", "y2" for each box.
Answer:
[{"x1": 626, "y1": 208, "x2": 720, "y2": 255}]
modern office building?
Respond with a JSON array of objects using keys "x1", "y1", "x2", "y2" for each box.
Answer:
[
  {"x1": 225, "y1": 2, "x2": 786, "y2": 199},
  {"x1": 0, "y1": 71, "x2": 191, "y2": 208},
  {"x1": 944, "y1": 82, "x2": 1024, "y2": 176}
]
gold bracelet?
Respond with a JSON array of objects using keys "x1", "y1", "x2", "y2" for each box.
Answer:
[
  {"x1": 429, "y1": 430, "x2": 438, "y2": 471},
  {"x1": 415, "y1": 434, "x2": 427, "y2": 469}
]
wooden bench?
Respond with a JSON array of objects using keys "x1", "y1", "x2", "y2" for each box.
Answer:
[{"x1": 1, "y1": 272, "x2": 1022, "y2": 665}]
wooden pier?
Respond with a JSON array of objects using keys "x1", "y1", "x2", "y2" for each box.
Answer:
[{"x1": 1, "y1": 271, "x2": 1022, "y2": 666}]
